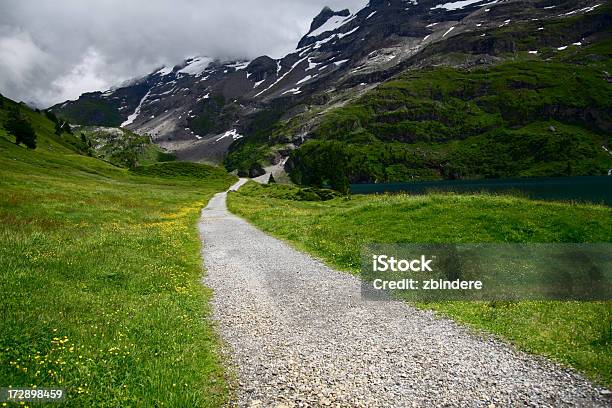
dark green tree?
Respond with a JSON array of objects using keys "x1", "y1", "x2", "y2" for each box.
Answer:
[
  {"x1": 44, "y1": 110, "x2": 59, "y2": 123},
  {"x1": 5, "y1": 110, "x2": 37, "y2": 149},
  {"x1": 54, "y1": 121, "x2": 62, "y2": 136},
  {"x1": 61, "y1": 122, "x2": 72, "y2": 134}
]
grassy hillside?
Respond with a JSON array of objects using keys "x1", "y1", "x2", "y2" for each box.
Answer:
[
  {"x1": 51, "y1": 80, "x2": 153, "y2": 128},
  {"x1": 289, "y1": 55, "x2": 612, "y2": 190},
  {"x1": 130, "y1": 161, "x2": 230, "y2": 180},
  {"x1": 79, "y1": 126, "x2": 175, "y2": 168},
  {"x1": 0, "y1": 97, "x2": 236, "y2": 406},
  {"x1": 228, "y1": 182, "x2": 612, "y2": 387},
  {"x1": 0, "y1": 98, "x2": 89, "y2": 155},
  {"x1": 56, "y1": 97, "x2": 123, "y2": 127}
]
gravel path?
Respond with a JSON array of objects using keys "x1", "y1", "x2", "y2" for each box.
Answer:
[{"x1": 200, "y1": 179, "x2": 609, "y2": 407}]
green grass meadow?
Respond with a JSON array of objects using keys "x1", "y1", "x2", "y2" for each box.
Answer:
[
  {"x1": 0, "y1": 101, "x2": 236, "y2": 406},
  {"x1": 228, "y1": 182, "x2": 612, "y2": 387}
]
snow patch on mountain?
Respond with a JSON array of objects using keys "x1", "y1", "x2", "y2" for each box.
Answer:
[
  {"x1": 313, "y1": 35, "x2": 336, "y2": 49},
  {"x1": 177, "y1": 57, "x2": 213, "y2": 77},
  {"x1": 338, "y1": 26, "x2": 360, "y2": 39},
  {"x1": 308, "y1": 58, "x2": 319, "y2": 70},
  {"x1": 155, "y1": 66, "x2": 174, "y2": 76},
  {"x1": 308, "y1": 13, "x2": 355, "y2": 38},
  {"x1": 432, "y1": 0, "x2": 497, "y2": 11},
  {"x1": 121, "y1": 90, "x2": 151, "y2": 127},
  {"x1": 255, "y1": 56, "x2": 308, "y2": 97},
  {"x1": 297, "y1": 75, "x2": 315, "y2": 85},
  {"x1": 216, "y1": 129, "x2": 243, "y2": 142},
  {"x1": 228, "y1": 60, "x2": 251, "y2": 70},
  {"x1": 282, "y1": 87, "x2": 302, "y2": 95}
]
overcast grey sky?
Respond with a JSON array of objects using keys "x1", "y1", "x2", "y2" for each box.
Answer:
[{"x1": 0, "y1": 0, "x2": 367, "y2": 107}]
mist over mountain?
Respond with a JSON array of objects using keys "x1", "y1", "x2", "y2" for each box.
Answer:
[{"x1": 0, "y1": 0, "x2": 367, "y2": 107}]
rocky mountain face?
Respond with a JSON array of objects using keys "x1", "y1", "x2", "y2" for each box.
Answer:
[
  {"x1": 52, "y1": 0, "x2": 611, "y2": 179},
  {"x1": 306, "y1": 6, "x2": 351, "y2": 37}
]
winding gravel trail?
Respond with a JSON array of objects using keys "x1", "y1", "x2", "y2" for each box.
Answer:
[{"x1": 200, "y1": 179, "x2": 608, "y2": 407}]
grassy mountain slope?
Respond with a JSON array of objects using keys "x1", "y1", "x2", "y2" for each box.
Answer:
[
  {"x1": 56, "y1": 96, "x2": 124, "y2": 127},
  {"x1": 0, "y1": 97, "x2": 90, "y2": 155},
  {"x1": 228, "y1": 181, "x2": 612, "y2": 387},
  {"x1": 79, "y1": 126, "x2": 175, "y2": 168},
  {"x1": 52, "y1": 79, "x2": 153, "y2": 127},
  {"x1": 0, "y1": 97, "x2": 235, "y2": 406},
  {"x1": 290, "y1": 58, "x2": 612, "y2": 189}
]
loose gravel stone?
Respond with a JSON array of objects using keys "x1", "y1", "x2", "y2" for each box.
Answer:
[{"x1": 199, "y1": 179, "x2": 609, "y2": 407}]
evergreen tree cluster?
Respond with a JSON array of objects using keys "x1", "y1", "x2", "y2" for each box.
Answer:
[
  {"x1": 4, "y1": 108, "x2": 37, "y2": 149},
  {"x1": 45, "y1": 110, "x2": 72, "y2": 136}
]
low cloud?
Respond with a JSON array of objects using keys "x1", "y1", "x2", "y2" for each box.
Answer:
[{"x1": 0, "y1": 0, "x2": 366, "y2": 107}]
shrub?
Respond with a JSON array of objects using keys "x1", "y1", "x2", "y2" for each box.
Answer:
[
  {"x1": 4, "y1": 109, "x2": 37, "y2": 149},
  {"x1": 44, "y1": 110, "x2": 59, "y2": 123},
  {"x1": 248, "y1": 162, "x2": 265, "y2": 178},
  {"x1": 61, "y1": 122, "x2": 73, "y2": 134}
]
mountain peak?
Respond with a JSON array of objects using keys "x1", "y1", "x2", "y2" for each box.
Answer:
[{"x1": 308, "y1": 6, "x2": 350, "y2": 35}]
